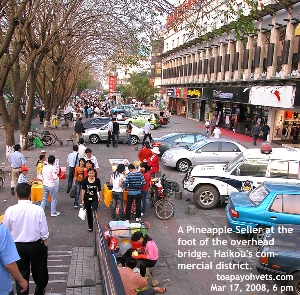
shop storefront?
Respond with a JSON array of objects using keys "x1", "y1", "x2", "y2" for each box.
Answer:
[
  {"x1": 168, "y1": 88, "x2": 188, "y2": 116},
  {"x1": 187, "y1": 88, "x2": 202, "y2": 121},
  {"x1": 249, "y1": 85, "x2": 298, "y2": 143},
  {"x1": 202, "y1": 87, "x2": 251, "y2": 134}
]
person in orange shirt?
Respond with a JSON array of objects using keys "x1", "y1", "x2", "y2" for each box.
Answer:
[
  {"x1": 138, "y1": 142, "x2": 152, "y2": 162},
  {"x1": 73, "y1": 158, "x2": 86, "y2": 209}
]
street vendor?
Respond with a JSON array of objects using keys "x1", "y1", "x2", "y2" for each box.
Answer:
[{"x1": 120, "y1": 231, "x2": 158, "y2": 278}]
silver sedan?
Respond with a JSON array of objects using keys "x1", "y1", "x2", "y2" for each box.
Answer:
[
  {"x1": 82, "y1": 122, "x2": 144, "y2": 145},
  {"x1": 161, "y1": 138, "x2": 248, "y2": 172}
]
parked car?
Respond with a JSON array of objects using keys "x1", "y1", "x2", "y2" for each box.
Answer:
[
  {"x1": 256, "y1": 224, "x2": 300, "y2": 295},
  {"x1": 152, "y1": 133, "x2": 205, "y2": 155},
  {"x1": 111, "y1": 106, "x2": 125, "y2": 114},
  {"x1": 82, "y1": 122, "x2": 144, "y2": 145},
  {"x1": 162, "y1": 138, "x2": 247, "y2": 172},
  {"x1": 183, "y1": 147, "x2": 300, "y2": 209},
  {"x1": 82, "y1": 117, "x2": 110, "y2": 129},
  {"x1": 126, "y1": 113, "x2": 161, "y2": 129},
  {"x1": 226, "y1": 182, "x2": 300, "y2": 240}
]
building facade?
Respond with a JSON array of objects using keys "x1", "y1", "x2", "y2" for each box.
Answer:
[{"x1": 161, "y1": 0, "x2": 300, "y2": 143}]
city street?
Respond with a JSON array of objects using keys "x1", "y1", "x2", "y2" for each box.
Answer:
[{"x1": 0, "y1": 111, "x2": 287, "y2": 295}]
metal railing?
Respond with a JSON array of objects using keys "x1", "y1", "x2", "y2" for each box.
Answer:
[{"x1": 93, "y1": 211, "x2": 126, "y2": 295}]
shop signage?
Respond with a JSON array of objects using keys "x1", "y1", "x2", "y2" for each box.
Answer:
[
  {"x1": 213, "y1": 90, "x2": 233, "y2": 99},
  {"x1": 176, "y1": 88, "x2": 181, "y2": 97},
  {"x1": 183, "y1": 87, "x2": 188, "y2": 98},
  {"x1": 187, "y1": 89, "x2": 202, "y2": 98},
  {"x1": 249, "y1": 86, "x2": 295, "y2": 108},
  {"x1": 167, "y1": 88, "x2": 175, "y2": 97},
  {"x1": 108, "y1": 76, "x2": 116, "y2": 93}
]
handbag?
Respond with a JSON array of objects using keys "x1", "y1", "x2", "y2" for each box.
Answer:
[
  {"x1": 70, "y1": 185, "x2": 76, "y2": 198},
  {"x1": 78, "y1": 208, "x2": 86, "y2": 220}
]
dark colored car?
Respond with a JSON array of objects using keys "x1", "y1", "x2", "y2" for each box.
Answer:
[
  {"x1": 152, "y1": 133, "x2": 205, "y2": 155},
  {"x1": 82, "y1": 117, "x2": 110, "y2": 129},
  {"x1": 256, "y1": 224, "x2": 300, "y2": 295}
]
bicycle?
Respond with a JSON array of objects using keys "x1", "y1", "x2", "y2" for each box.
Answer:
[
  {"x1": 149, "y1": 174, "x2": 179, "y2": 220},
  {"x1": 28, "y1": 130, "x2": 53, "y2": 146}
]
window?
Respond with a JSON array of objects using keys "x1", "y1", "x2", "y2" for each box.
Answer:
[
  {"x1": 172, "y1": 40, "x2": 174, "y2": 49},
  {"x1": 237, "y1": 3, "x2": 242, "y2": 10},
  {"x1": 166, "y1": 43, "x2": 168, "y2": 51},
  {"x1": 200, "y1": 142, "x2": 219, "y2": 152},
  {"x1": 174, "y1": 134, "x2": 195, "y2": 144},
  {"x1": 288, "y1": 161, "x2": 300, "y2": 179},
  {"x1": 177, "y1": 37, "x2": 180, "y2": 47},
  {"x1": 282, "y1": 194, "x2": 300, "y2": 214},
  {"x1": 221, "y1": 142, "x2": 241, "y2": 152},
  {"x1": 196, "y1": 134, "x2": 204, "y2": 141},
  {"x1": 270, "y1": 160, "x2": 288, "y2": 178},
  {"x1": 270, "y1": 194, "x2": 282, "y2": 212},
  {"x1": 249, "y1": 184, "x2": 269, "y2": 205},
  {"x1": 236, "y1": 160, "x2": 268, "y2": 177},
  {"x1": 213, "y1": 17, "x2": 218, "y2": 29},
  {"x1": 271, "y1": 194, "x2": 300, "y2": 214}
]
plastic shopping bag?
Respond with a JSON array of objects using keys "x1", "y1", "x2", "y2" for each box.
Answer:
[{"x1": 78, "y1": 208, "x2": 86, "y2": 220}]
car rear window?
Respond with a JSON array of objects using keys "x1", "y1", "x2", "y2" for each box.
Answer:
[{"x1": 249, "y1": 184, "x2": 269, "y2": 205}]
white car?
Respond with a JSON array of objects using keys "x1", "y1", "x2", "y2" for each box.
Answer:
[
  {"x1": 183, "y1": 147, "x2": 300, "y2": 209},
  {"x1": 82, "y1": 122, "x2": 144, "y2": 145},
  {"x1": 161, "y1": 138, "x2": 247, "y2": 172}
]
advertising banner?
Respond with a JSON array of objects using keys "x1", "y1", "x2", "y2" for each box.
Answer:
[
  {"x1": 167, "y1": 88, "x2": 175, "y2": 97},
  {"x1": 108, "y1": 76, "x2": 116, "y2": 93},
  {"x1": 249, "y1": 86, "x2": 295, "y2": 108}
]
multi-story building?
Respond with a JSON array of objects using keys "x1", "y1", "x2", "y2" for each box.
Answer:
[{"x1": 161, "y1": 0, "x2": 300, "y2": 143}]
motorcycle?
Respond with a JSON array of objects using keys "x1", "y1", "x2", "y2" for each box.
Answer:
[{"x1": 149, "y1": 174, "x2": 179, "y2": 220}]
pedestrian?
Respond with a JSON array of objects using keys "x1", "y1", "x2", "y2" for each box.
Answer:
[
  {"x1": 118, "y1": 257, "x2": 166, "y2": 295},
  {"x1": 110, "y1": 163, "x2": 126, "y2": 221},
  {"x1": 212, "y1": 125, "x2": 221, "y2": 138},
  {"x1": 39, "y1": 107, "x2": 45, "y2": 124},
  {"x1": 140, "y1": 162, "x2": 151, "y2": 217},
  {"x1": 142, "y1": 119, "x2": 153, "y2": 145},
  {"x1": 18, "y1": 166, "x2": 33, "y2": 184},
  {"x1": 146, "y1": 147, "x2": 160, "y2": 176},
  {"x1": 3, "y1": 183, "x2": 49, "y2": 295},
  {"x1": 210, "y1": 115, "x2": 216, "y2": 135},
  {"x1": 138, "y1": 141, "x2": 152, "y2": 162},
  {"x1": 107, "y1": 118, "x2": 113, "y2": 147},
  {"x1": 292, "y1": 123, "x2": 299, "y2": 144},
  {"x1": 36, "y1": 154, "x2": 47, "y2": 178},
  {"x1": 74, "y1": 117, "x2": 84, "y2": 144},
  {"x1": 81, "y1": 168, "x2": 103, "y2": 232},
  {"x1": 84, "y1": 148, "x2": 99, "y2": 172},
  {"x1": 41, "y1": 155, "x2": 60, "y2": 217},
  {"x1": 123, "y1": 164, "x2": 146, "y2": 222},
  {"x1": 0, "y1": 223, "x2": 28, "y2": 295},
  {"x1": 7, "y1": 144, "x2": 26, "y2": 196},
  {"x1": 112, "y1": 117, "x2": 120, "y2": 147},
  {"x1": 77, "y1": 137, "x2": 86, "y2": 158},
  {"x1": 252, "y1": 122, "x2": 261, "y2": 146},
  {"x1": 120, "y1": 231, "x2": 159, "y2": 278},
  {"x1": 66, "y1": 145, "x2": 79, "y2": 193},
  {"x1": 73, "y1": 158, "x2": 86, "y2": 209},
  {"x1": 261, "y1": 122, "x2": 270, "y2": 142},
  {"x1": 124, "y1": 121, "x2": 133, "y2": 146},
  {"x1": 205, "y1": 118, "x2": 210, "y2": 137}
]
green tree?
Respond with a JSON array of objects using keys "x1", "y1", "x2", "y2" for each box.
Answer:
[
  {"x1": 117, "y1": 85, "x2": 132, "y2": 100},
  {"x1": 127, "y1": 72, "x2": 157, "y2": 103}
]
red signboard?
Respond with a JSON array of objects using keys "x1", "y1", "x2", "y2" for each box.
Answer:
[{"x1": 109, "y1": 76, "x2": 116, "y2": 93}]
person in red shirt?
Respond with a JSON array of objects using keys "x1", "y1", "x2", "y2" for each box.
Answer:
[
  {"x1": 140, "y1": 163, "x2": 151, "y2": 216},
  {"x1": 138, "y1": 142, "x2": 152, "y2": 162},
  {"x1": 146, "y1": 147, "x2": 160, "y2": 176}
]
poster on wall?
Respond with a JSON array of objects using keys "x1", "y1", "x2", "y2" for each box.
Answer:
[{"x1": 249, "y1": 86, "x2": 295, "y2": 108}]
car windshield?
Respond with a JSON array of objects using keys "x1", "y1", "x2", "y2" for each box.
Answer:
[
  {"x1": 187, "y1": 139, "x2": 207, "y2": 151},
  {"x1": 248, "y1": 184, "x2": 269, "y2": 205},
  {"x1": 157, "y1": 134, "x2": 178, "y2": 140},
  {"x1": 226, "y1": 153, "x2": 245, "y2": 173}
]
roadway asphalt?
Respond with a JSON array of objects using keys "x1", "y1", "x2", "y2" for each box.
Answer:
[{"x1": 0, "y1": 110, "x2": 287, "y2": 295}]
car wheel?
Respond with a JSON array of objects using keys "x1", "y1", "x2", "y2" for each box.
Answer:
[
  {"x1": 194, "y1": 185, "x2": 220, "y2": 209},
  {"x1": 89, "y1": 134, "x2": 100, "y2": 144},
  {"x1": 130, "y1": 135, "x2": 138, "y2": 145},
  {"x1": 150, "y1": 124, "x2": 155, "y2": 130},
  {"x1": 176, "y1": 159, "x2": 191, "y2": 172},
  {"x1": 287, "y1": 271, "x2": 300, "y2": 295},
  {"x1": 252, "y1": 226, "x2": 269, "y2": 242}
]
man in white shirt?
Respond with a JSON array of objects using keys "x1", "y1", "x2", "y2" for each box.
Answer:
[
  {"x1": 84, "y1": 148, "x2": 99, "y2": 172},
  {"x1": 142, "y1": 119, "x2": 153, "y2": 145},
  {"x1": 41, "y1": 155, "x2": 60, "y2": 217},
  {"x1": 106, "y1": 118, "x2": 113, "y2": 147},
  {"x1": 78, "y1": 138, "x2": 86, "y2": 158},
  {"x1": 66, "y1": 145, "x2": 79, "y2": 193},
  {"x1": 213, "y1": 126, "x2": 221, "y2": 138},
  {"x1": 3, "y1": 183, "x2": 49, "y2": 295}
]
